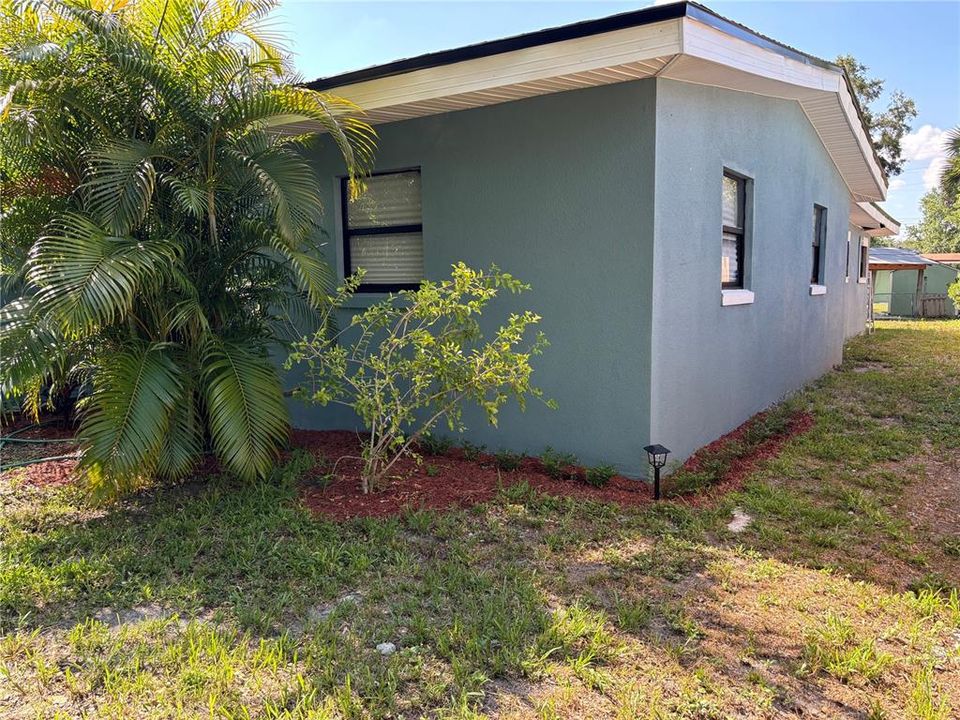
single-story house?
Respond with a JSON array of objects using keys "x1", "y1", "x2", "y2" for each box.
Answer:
[
  {"x1": 870, "y1": 247, "x2": 959, "y2": 318},
  {"x1": 283, "y1": 1, "x2": 900, "y2": 474}
]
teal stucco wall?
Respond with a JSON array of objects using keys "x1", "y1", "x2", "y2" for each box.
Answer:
[
  {"x1": 649, "y1": 79, "x2": 854, "y2": 461},
  {"x1": 289, "y1": 79, "x2": 659, "y2": 474}
]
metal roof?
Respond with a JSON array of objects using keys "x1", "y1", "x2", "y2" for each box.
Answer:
[{"x1": 869, "y1": 247, "x2": 934, "y2": 267}]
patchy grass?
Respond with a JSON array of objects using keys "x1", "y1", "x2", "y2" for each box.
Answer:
[{"x1": 1, "y1": 320, "x2": 959, "y2": 718}]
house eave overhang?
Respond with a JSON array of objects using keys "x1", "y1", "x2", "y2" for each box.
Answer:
[
  {"x1": 296, "y1": 1, "x2": 887, "y2": 202},
  {"x1": 850, "y1": 201, "x2": 900, "y2": 237}
]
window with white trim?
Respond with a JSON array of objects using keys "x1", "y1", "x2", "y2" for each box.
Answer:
[
  {"x1": 721, "y1": 171, "x2": 747, "y2": 288},
  {"x1": 341, "y1": 170, "x2": 423, "y2": 292},
  {"x1": 859, "y1": 238, "x2": 869, "y2": 281},
  {"x1": 811, "y1": 205, "x2": 827, "y2": 285}
]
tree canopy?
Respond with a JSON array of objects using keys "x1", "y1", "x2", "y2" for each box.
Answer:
[
  {"x1": 0, "y1": 0, "x2": 375, "y2": 497},
  {"x1": 836, "y1": 54, "x2": 917, "y2": 177}
]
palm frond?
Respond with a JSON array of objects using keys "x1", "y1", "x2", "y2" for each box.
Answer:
[
  {"x1": 78, "y1": 340, "x2": 182, "y2": 495},
  {"x1": 201, "y1": 337, "x2": 288, "y2": 481},
  {"x1": 28, "y1": 212, "x2": 179, "y2": 333},
  {"x1": 83, "y1": 138, "x2": 157, "y2": 234}
]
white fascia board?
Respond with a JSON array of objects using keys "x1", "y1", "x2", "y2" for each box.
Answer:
[
  {"x1": 310, "y1": 14, "x2": 885, "y2": 202},
  {"x1": 679, "y1": 18, "x2": 886, "y2": 202},
  {"x1": 330, "y1": 19, "x2": 682, "y2": 111}
]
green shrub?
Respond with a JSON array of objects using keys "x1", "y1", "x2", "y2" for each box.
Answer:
[
  {"x1": 541, "y1": 447, "x2": 578, "y2": 479},
  {"x1": 584, "y1": 464, "x2": 616, "y2": 488},
  {"x1": 949, "y1": 279, "x2": 960, "y2": 312},
  {"x1": 461, "y1": 441, "x2": 486, "y2": 461},
  {"x1": 419, "y1": 435, "x2": 453, "y2": 456},
  {"x1": 290, "y1": 264, "x2": 553, "y2": 492},
  {"x1": 494, "y1": 450, "x2": 524, "y2": 472}
]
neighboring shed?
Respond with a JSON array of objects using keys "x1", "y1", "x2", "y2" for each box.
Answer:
[{"x1": 869, "y1": 247, "x2": 959, "y2": 317}]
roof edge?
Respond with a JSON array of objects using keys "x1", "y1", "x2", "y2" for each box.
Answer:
[{"x1": 305, "y1": 2, "x2": 690, "y2": 92}]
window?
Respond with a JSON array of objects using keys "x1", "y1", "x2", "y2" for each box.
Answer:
[
  {"x1": 845, "y1": 230, "x2": 851, "y2": 282},
  {"x1": 341, "y1": 170, "x2": 423, "y2": 291},
  {"x1": 859, "y1": 239, "x2": 869, "y2": 282},
  {"x1": 811, "y1": 205, "x2": 827, "y2": 285},
  {"x1": 721, "y1": 171, "x2": 746, "y2": 288}
]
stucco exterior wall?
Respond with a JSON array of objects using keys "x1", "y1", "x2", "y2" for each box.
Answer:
[
  {"x1": 289, "y1": 79, "x2": 658, "y2": 473},
  {"x1": 841, "y1": 227, "x2": 872, "y2": 339},
  {"x1": 649, "y1": 79, "x2": 853, "y2": 461}
]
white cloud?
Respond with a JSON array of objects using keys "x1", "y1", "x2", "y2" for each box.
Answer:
[
  {"x1": 902, "y1": 124, "x2": 948, "y2": 163},
  {"x1": 923, "y1": 156, "x2": 948, "y2": 191},
  {"x1": 888, "y1": 177, "x2": 906, "y2": 192}
]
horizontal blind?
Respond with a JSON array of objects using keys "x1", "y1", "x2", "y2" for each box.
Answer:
[
  {"x1": 349, "y1": 233, "x2": 424, "y2": 284},
  {"x1": 347, "y1": 172, "x2": 422, "y2": 228}
]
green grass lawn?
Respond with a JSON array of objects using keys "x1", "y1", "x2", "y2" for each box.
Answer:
[{"x1": 1, "y1": 320, "x2": 958, "y2": 719}]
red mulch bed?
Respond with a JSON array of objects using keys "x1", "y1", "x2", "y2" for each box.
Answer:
[
  {"x1": 1, "y1": 418, "x2": 80, "y2": 488},
  {"x1": 292, "y1": 430, "x2": 654, "y2": 521},
  {"x1": 671, "y1": 410, "x2": 815, "y2": 505}
]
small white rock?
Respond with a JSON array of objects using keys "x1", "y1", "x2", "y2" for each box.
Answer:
[
  {"x1": 376, "y1": 642, "x2": 396, "y2": 656},
  {"x1": 726, "y1": 508, "x2": 753, "y2": 533}
]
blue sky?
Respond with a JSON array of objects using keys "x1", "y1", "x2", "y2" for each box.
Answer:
[{"x1": 276, "y1": 1, "x2": 960, "y2": 234}]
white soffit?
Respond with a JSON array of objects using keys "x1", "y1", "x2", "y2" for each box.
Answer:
[
  {"x1": 296, "y1": 13, "x2": 886, "y2": 202},
  {"x1": 850, "y1": 201, "x2": 900, "y2": 236}
]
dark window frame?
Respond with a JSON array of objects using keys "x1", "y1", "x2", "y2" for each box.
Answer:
[
  {"x1": 340, "y1": 168, "x2": 424, "y2": 293},
  {"x1": 721, "y1": 170, "x2": 747, "y2": 290},
  {"x1": 845, "y1": 230, "x2": 851, "y2": 281},
  {"x1": 812, "y1": 204, "x2": 827, "y2": 285}
]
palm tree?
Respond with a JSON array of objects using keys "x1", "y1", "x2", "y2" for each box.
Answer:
[
  {"x1": 941, "y1": 126, "x2": 960, "y2": 200},
  {"x1": 0, "y1": 0, "x2": 375, "y2": 497}
]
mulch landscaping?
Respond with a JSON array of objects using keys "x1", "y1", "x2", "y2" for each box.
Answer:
[
  {"x1": 293, "y1": 430, "x2": 653, "y2": 521},
  {"x1": 1, "y1": 412, "x2": 814, "y2": 520}
]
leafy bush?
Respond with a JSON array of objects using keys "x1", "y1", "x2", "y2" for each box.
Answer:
[
  {"x1": 541, "y1": 447, "x2": 578, "y2": 479},
  {"x1": 584, "y1": 464, "x2": 616, "y2": 488},
  {"x1": 461, "y1": 441, "x2": 487, "y2": 462},
  {"x1": 419, "y1": 435, "x2": 453, "y2": 456},
  {"x1": 289, "y1": 264, "x2": 552, "y2": 492},
  {"x1": 0, "y1": 0, "x2": 374, "y2": 497},
  {"x1": 948, "y1": 278, "x2": 960, "y2": 312},
  {"x1": 494, "y1": 450, "x2": 524, "y2": 472}
]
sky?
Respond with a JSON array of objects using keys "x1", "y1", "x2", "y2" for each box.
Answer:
[{"x1": 274, "y1": 1, "x2": 960, "y2": 236}]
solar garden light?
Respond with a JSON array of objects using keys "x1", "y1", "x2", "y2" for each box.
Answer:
[{"x1": 643, "y1": 444, "x2": 670, "y2": 501}]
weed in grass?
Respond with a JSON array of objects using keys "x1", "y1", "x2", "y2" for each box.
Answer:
[
  {"x1": 940, "y1": 536, "x2": 960, "y2": 558},
  {"x1": 494, "y1": 449, "x2": 523, "y2": 472},
  {"x1": 612, "y1": 593, "x2": 652, "y2": 633},
  {"x1": 801, "y1": 613, "x2": 892, "y2": 684},
  {"x1": 908, "y1": 573, "x2": 957, "y2": 596},
  {"x1": 662, "y1": 603, "x2": 703, "y2": 641},
  {"x1": 584, "y1": 464, "x2": 616, "y2": 487},
  {"x1": 908, "y1": 665, "x2": 952, "y2": 720}
]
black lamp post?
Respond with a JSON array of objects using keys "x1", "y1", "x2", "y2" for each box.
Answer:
[{"x1": 643, "y1": 444, "x2": 671, "y2": 501}]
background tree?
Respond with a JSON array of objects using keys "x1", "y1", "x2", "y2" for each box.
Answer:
[
  {"x1": 902, "y1": 189, "x2": 960, "y2": 254},
  {"x1": 0, "y1": 0, "x2": 375, "y2": 497},
  {"x1": 836, "y1": 54, "x2": 917, "y2": 177}
]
